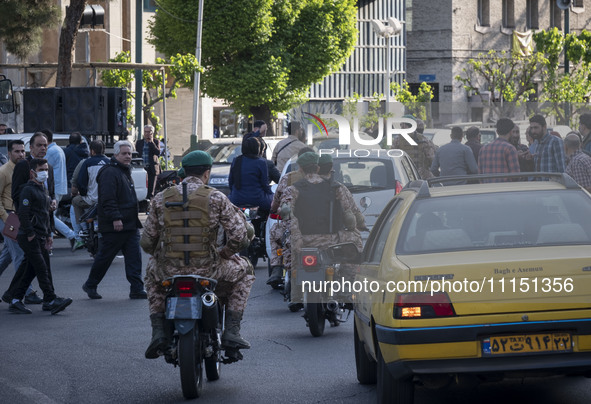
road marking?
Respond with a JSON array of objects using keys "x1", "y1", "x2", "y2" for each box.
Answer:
[{"x1": 0, "y1": 377, "x2": 59, "y2": 404}]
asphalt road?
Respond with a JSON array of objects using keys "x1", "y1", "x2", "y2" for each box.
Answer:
[{"x1": 1, "y1": 236, "x2": 591, "y2": 404}]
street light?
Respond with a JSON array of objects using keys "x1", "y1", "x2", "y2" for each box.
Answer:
[{"x1": 371, "y1": 17, "x2": 402, "y2": 107}]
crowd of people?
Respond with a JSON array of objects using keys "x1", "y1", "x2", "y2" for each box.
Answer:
[
  {"x1": 405, "y1": 113, "x2": 591, "y2": 189},
  {"x1": 0, "y1": 126, "x2": 171, "y2": 315}
]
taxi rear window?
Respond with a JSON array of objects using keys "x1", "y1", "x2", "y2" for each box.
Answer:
[{"x1": 397, "y1": 190, "x2": 591, "y2": 254}]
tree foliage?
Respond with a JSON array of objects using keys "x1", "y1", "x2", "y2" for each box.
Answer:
[
  {"x1": 100, "y1": 51, "x2": 200, "y2": 131},
  {"x1": 534, "y1": 28, "x2": 591, "y2": 124},
  {"x1": 455, "y1": 50, "x2": 545, "y2": 119},
  {"x1": 391, "y1": 81, "x2": 434, "y2": 124},
  {"x1": 148, "y1": 0, "x2": 358, "y2": 128},
  {"x1": 0, "y1": 0, "x2": 60, "y2": 59}
]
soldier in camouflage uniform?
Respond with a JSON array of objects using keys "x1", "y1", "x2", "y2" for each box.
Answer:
[
  {"x1": 282, "y1": 152, "x2": 363, "y2": 311},
  {"x1": 141, "y1": 151, "x2": 255, "y2": 359},
  {"x1": 392, "y1": 117, "x2": 436, "y2": 179},
  {"x1": 317, "y1": 154, "x2": 367, "y2": 249},
  {"x1": 266, "y1": 147, "x2": 314, "y2": 287}
]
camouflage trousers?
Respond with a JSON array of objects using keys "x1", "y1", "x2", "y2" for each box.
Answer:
[
  {"x1": 269, "y1": 220, "x2": 291, "y2": 269},
  {"x1": 290, "y1": 233, "x2": 340, "y2": 304},
  {"x1": 145, "y1": 255, "x2": 255, "y2": 315}
]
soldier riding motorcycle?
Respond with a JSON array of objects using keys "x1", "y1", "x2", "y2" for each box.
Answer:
[
  {"x1": 282, "y1": 152, "x2": 363, "y2": 330},
  {"x1": 140, "y1": 151, "x2": 255, "y2": 397}
]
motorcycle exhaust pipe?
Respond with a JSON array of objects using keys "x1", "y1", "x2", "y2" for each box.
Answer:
[
  {"x1": 326, "y1": 300, "x2": 339, "y2": 312},
  {"x1": 201, "y1": 292, "x2": 217, "y2": 307},
  {"x1": 201, "y1": 292, "x2": 219, "y2": 331}
]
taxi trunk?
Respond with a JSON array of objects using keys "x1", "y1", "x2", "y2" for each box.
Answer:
[{"x1": 398, "y1": 245, "x2": 591, "y2": 316}]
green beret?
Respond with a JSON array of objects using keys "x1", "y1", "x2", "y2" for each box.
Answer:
[
  {"x1": 182, "y1": 150, "x2": 213, "y2": 167},
  {"x1": 297, "y1": 152, "x2": 319, "y2": 167},
  {"x1": 318, "y1": 154, "x2": 333, "y2": 165},
  {"x1": 402, "y1": 114, "x2": 416, "y2": 121}
]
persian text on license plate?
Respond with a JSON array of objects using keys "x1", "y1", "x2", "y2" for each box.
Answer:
[{"x1": 482, "y1": 333, "x2": 572, "y2": 355}]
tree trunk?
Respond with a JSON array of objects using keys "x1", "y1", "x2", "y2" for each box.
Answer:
[
  {"x1": 250, "y1": 105, "x2": 274, "y2": 137},
  {"x1": 56, "y1": 0, "x2": 87, "y2": 87}
]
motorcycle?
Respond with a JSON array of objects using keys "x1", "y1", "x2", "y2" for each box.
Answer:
[
  {"x1": 78, "y1": 205, "x2": 99, "y2": 257},
  {"x1": 295, "y1": 244, "x2": 358, "y2": 337},
  {"x1": 238, "y1": 205, "x2": 268, "y2": 269},
  {"x1": 160, "y1": 274, "x2": 241, "y2": 399}
]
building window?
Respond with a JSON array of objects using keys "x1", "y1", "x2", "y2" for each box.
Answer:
[
  {"x1": 572, "y1": 0, "x2": 585, "y2": 13},
  {"x1": 527, "y1": 0, "x2": 539, "y2": 29},
  {"x1": 477, "y1": 0, "x2": 490, "y2": 27},
  {"x1": 144, "y1": 0, "x2": 157, "y2": 12},
  {"x1": 550, "y1": 0, "x2": 562, "y2": 30},
  {"x1": 502, "y1": 0, "x2": 515, "y2": 28}
]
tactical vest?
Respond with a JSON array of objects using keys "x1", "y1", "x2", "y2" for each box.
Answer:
[
  {"x1": 161, "y1": 185, "x2": 215, "y2": 261},
  {"x1": 293, "y1": 179, "x2": 343, "y2": 235},
  {"x1": 287, "y1": 170, "x2": 304, "y2": 186}
]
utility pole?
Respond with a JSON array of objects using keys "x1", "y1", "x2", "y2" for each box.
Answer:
[
  {"x1": 190, "y1": 0, "x2": 204, "y2": 149},
  {"x1": 135, "y1": 0, "x2": 143, "y2": 139}
]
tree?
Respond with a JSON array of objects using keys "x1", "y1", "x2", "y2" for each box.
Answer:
[
  {"x1": 343, "y1": 92, "x2": 391, "y2": 138},
  {"x1": 148, "y1": 0, "x2": 358, "y2": 134},
  {"x1": 391, "y1": 81, "x2": 434, "y2": 125},
  {"x1": 56, "y1": 0, "x2": 87, "y2": 87},
  {"x1": 101, "y1": 51, "x2": 200, "y2": 131},
  {"x1": 0, "y1": 0, "x2": 60, "y2": 59},
  {"x1": 534, "y1": 28, "x2": 591, "y2": 125},
  {"x1": 455, "y1": 50, "x2": 545, "y2": 120}
]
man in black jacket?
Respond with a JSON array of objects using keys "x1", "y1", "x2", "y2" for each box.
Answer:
[
  {"x1": 6, "y1": 158, "x2": 72, "y2": 314},
  {"x1": 135, "y1": 125, "x2": 161, "y2": 200},
  {"x1": 82, "y1": 140, "x2": 146, "y2": 300},
  {"x1": 64, "y1": 132, "x2": 89, "y2": 187},
  {"x1": 12, "y1": 132, "x2": 55, "y2": 211}
]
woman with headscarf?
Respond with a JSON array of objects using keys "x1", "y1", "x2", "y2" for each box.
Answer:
[{"x1": 228, "y1": 137, "x2": 273, "y2": 212}]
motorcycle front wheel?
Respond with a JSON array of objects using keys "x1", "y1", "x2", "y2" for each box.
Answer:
[
  {"x1": 178, "y1": 325, "x2": 203, "y2": 399},
  {"x1": 306, "y1": 302, "x2": 326, "y2": 337}
]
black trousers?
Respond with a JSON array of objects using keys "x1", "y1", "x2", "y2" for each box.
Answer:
[
  {"x1": 85, "y1": 230, "x2": 144, "y2": 292},
  {"x1": 146, "y1": 164, "x2": 157, "y2": 199},
  {"x1": 9, "y1": 235, "x2": 55, "y2": 302}
]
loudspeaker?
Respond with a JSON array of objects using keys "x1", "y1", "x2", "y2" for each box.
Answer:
[
  {"x1": 23, "y1": 88, "x2": 62, "y2": 133},
  {"x1": 61, "y1": 87, "x2": 108, "y2": 135},
  {"x1": 107, "y1": 87, "x2": 127, "y2": 136},
  {"x1": 557, "y1": 0, "x2": 572, "y2": 10}
]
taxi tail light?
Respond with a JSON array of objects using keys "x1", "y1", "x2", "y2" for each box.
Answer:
[
  {"x1": 395, "y1": 180, "x2": 403, "y2": 195},
  {"x1": 175, "y1": 280, "x2": 196, "y2": 297},
  {"x1": 394, "y1": 292, "x2": 455, "y2": 319}
]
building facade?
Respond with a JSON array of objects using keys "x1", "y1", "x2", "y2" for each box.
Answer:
[{"x1": 407, "y1": 0, "x2": 591, "y2": 126}]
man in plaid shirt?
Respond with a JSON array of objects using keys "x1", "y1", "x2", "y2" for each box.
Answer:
[
  {"x1": 528, "y1": 114, "x2": 566, "y2": 176},
  {"x1": 564, "y1": 132, "x2": 591, "y2": 192},
  {"x1": 478, "y1": 118, "x2": 520, "y2": 183}
]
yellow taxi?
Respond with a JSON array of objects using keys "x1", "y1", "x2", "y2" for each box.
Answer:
[{"x1": 351, "y1": 173, "x2": 591, "y2": 403}]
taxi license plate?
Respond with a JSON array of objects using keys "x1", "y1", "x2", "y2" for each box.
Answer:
[{"x1": 482, "y1": 333, "x2": 572, "y2": 355}]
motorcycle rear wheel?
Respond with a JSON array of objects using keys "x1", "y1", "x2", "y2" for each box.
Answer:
[
  {"x1": 178, "y1": 326, "x2": 203, "y2": 399},
  {"x1": 306, "y1": 303, "x2": 326, "y2": 337},
  {"x1": 204, "y1": 325, "x2": 222, "y2": 381}
]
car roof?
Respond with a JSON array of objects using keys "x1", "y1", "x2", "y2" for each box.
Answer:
[
  {"x1": 403, "y1": 173, "x2": 579, "y2": 199},
  {"x1": 0, "y1": 133, "x2": 72, "y2": 140}
]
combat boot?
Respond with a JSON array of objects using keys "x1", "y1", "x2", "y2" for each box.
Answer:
[
  {"x1": 145, "y1": 313, "x2": 167, "y2": 359},
  {"x1": 266, "y1": 266, "x2": 283, "y2": 286},
  {"x1": 222, "y1": 310, "x2": 250, "y2": 349}
]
